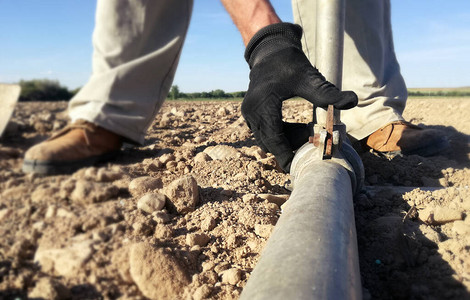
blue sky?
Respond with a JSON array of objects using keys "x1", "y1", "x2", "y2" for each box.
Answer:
[{"x1": 1, "y1": 0, "x2": 469, "y2": 92}]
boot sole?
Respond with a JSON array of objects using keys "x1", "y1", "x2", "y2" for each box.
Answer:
[{"x1": 22, "y1": 151, "x2": 118, "y2": 175}]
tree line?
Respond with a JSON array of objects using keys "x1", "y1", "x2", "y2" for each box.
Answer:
[
  {"x1": 168, "y1": 85, "x2": 245, "y2": 99},
  {"x1": 17, "y1": 79, "x2": 470, "y2": 101},
  {"x1": 17, "y1": 79, "x2": 246, "y2": 101}
]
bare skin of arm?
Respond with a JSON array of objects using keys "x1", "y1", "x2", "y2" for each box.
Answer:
[{"x1": 220, "y1": 0, "x2": 281, "y2": 45}]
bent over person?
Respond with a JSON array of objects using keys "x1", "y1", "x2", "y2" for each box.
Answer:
[{"x1": 22, "y1": 0, "x2": 447, "y2": 175}]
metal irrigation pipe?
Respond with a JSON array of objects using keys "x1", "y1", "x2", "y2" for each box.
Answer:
[{"x1": 241, "y1": 0, "x2": 364, "y2": 299}]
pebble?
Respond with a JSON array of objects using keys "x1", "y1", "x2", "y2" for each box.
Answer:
[
  {"x1": 193, "y1": 284, "x2": 212, "y2": 300},
  {"x1": 159, "y1": 153, "x2": 176, "y2": 164},
  {"x1": 129, "y1": 243, "x2": 189, "y2": 299},
  {"x1": 203, "y1": 145, "x2": 241, "y2": 160},
  {"x1": 128, "y1": 176, "x2": 163, "y2": 196},
  {"x1": 28, "y1": 277, "x2": 71, "y2": 300},
  {"x1": 96, "y1": 169, "x2": 123, "y2": 182},
  {"x1": 194, "y1": 152, "x2": 212, "y2": 163},
  {"x1": 45, "y1": 206, "x2": 57, "y2": 219},
  {"x1": 194, "y1": 136, "x2": 207, "y2": 143},
  {"x1": 137, "y1": 193, "x2": 166, "y2": 214},
  {"x1": 221, "y1": 268, "x2": 242, "y2": 285},
  {"x1": 164, "y1": 175, "x2": 200, "y2": 214},
  {"x1": 452, "y1": 221, "x2": 470, "y2": 236},
  {"x1": 216, "y1": 107, "x2": 228, "y2": 116},
  {"x1": 419, "y1": 207, "x2": 463, "y2": 225},
  {"x1": 70, "y1": 180, "x2": 119, "y2": 205},
  {"x1": 152, "y1": 211, "x2": 170, "y2": 224},
  {"x1": 242, "y1": 194, "x2": 257, "y2": 203},
  {"x1": 34, "y1": 240, "x2": 94, "y2": 278},
  {"x1": 0, "y1": 208, "x2": 12, "y2": 222},
  {"x1": 254, "y1": 224, "x2": 274, "y2": 238},
  {"x1": 186, "y1": 233, "x2": 210, "y2": 247},
  {"x1": 201, "y1": 216, "x2": 216, "y2": 231},
  {"x1": 258, "y1": 194, "x2": 289, "y2": 207}
]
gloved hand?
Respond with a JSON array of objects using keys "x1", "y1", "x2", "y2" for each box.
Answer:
[{"x1": 242, "y1": 23, "x2": 358, "y2": 172}]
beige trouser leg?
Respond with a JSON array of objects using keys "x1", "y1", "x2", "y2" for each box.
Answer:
[
  {"x1": 292, "y1": 0, "x2": 407, "y2": 141},
  {"x1": 69, "y1": 0, "x2": 193, "y2": 144}
]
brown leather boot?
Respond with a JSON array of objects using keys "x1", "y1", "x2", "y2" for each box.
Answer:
[
  {"x1": 366, "y1": 121, "x2": 449, "y2": 157},
  {"x1": 23, "y1": 120, "x2": 122, "y2": 175}
]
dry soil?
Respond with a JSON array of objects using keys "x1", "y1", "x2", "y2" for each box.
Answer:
[{"x1": 0, "y1": 97, "x2": 469, "y2": 299}]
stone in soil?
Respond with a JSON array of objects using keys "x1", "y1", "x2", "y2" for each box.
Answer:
[
  {"x1": 164, "y1": 175, "x2": 199, "y2": 214},
  {"x1": 129, "y1": 243, "x2": 190, "y2": 299}
]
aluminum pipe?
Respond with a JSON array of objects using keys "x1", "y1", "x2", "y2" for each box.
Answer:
[
  {"x1": 240, "y1": 142, "x2": 363, "y2": 300},
  {"x1": 315, "y1": 0, "x2": 346, "y2": 124}
]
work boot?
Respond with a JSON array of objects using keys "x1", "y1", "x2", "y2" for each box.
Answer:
[
  {"x1": 365, "y1": 121, "x2": 449, "y2": 157},
  {"x1": 23, "y1": 120, "x2": 122, "y2": 175}
]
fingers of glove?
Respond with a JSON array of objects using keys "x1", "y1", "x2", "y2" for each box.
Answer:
[
  {"x1": 296, "y1": 69, "x2": 358, "y2": 109},
  {"x1": 333, "y1": 91, "x2": 358, "y2": 109},
  {"x1": 259, "y1": 130, "x2": 295, "y2": 173},
  {"x1": 251, "y1": 128, "x2": 270, "y2": 154},
  {"x1": 282, "y1": 122, "x2": 310, "y2": 150}
]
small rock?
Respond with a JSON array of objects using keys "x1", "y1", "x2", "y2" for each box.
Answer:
[
  {"x1": 129, "y1": 176, "x2": 163, "y2": 196},
  {"x1": 452, "y1": 221, "x2": 470, "y2": 236},
  {"x1": 194, "y1": 136, "x2": 207, "y2": 143},
  {"x1": 70, "y1": 180, "x2": 119, "y2": 205},
  {"x1": 242, "y1": 194, "x2": 257, "y2": 203},
  {"x1": 419, "y1": 207, "x2": 463, "y2": 225},
  {"x1": 45, "y1": 206, "x2": 57, "y2": 219},
  {"x1": 129, "y1": 243, "x2": 189, "y2": 299},
  {"x1": 152, "y1": 211, "x2": 170, "y2": 224},
  {"x1": 221, "y1": 268, "x2": 242, "y2": 285},
  {"x1": 132, "y1": 221, "x2": 154, "y2": 236},
  {"x1": 0, "y1": 208, "x2": 12, "y2": 222},
  {"x1": 56, "y1": 208, "x2": 76, "y2": 219},
  {"x1": 34, "y1": 240, "x2": 94, "y2": 278},
  {"x1": 28, "y1": 277, "x2": 71, "y2": 300},
  {"x1": 254, "y1": 224, "x2": 274, "y2": 238},
  {"x1": 203, "y1": 145, "x2": 241, "y2": 160},
  {"x1": 159, "y1": 153, "x2": 176, "y2": 164},
  {"x1": 194, "y1": 152, "x2": 212, "y2": 163},
  {"x1": 166, "y1": 161, "x2": 178, "y2": 169},
  {"x1": 186, "y1": 233, "x2": 210, "y2": 247},
  {"x1": 164, "y1": 175, "x2": 200, "y2": 214},
  {"x1": 83, "y1": 167, "x2": 98, "y2": 179},
  {"x1": 258, "y1": 194, "x2": 289, "y2": 207},
  {"x1": 216, "y1": 107, "x2": 228, "y2": 116},
  {"x1": 154, "y1": 225, "x2": 173, "y2": 239},
  {"x1": 214, "y1": 262, "x2": 230, "y2": 274},
  {"x1": 193, "y1": 284, "x2": 212, "y2": 300},
  {"x1": 137, "y1": 193, "x2": 166, "y2": 214},
  {"x1": 201, "y1": 216, "x2": 216, "y2": 231},
  {"x1": 96, "y1": 169, "x2": 123, "y2": 182}
]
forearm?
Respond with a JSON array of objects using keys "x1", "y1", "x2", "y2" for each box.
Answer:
[{"x1": 220, "y1": 0, "x2": 281, "y2": 45}]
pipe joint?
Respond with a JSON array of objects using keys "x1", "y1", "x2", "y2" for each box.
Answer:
[{"x1": 291, "y1": 131, "x2": 364, "y2": 195}]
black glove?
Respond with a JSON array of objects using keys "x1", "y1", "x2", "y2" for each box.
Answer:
[{"x1": 242, "y1": 23, "x2": 358, "y2": 172}]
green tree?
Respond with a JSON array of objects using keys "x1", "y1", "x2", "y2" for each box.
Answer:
[{"x1": 169, "y1": 85, "x2": 180, "y2": 99}]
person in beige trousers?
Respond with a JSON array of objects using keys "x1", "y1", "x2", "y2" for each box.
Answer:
[{"x1": 23, "y1": 0, "x2": 447, "y2": 175}]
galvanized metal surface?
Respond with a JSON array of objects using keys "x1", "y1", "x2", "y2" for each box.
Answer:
[
  {"x1": 0, "y1": 84, "x2": 21, "y2": 138},
  {"x1": 240, "y1": 141, "x2": 363, "y2": 300},
  {"x1": 241, "y1": 156, "x2": 361, "y2": 299},
  {"x1": 314, "y1": 0, "x2": 345, "y2": 125}
]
